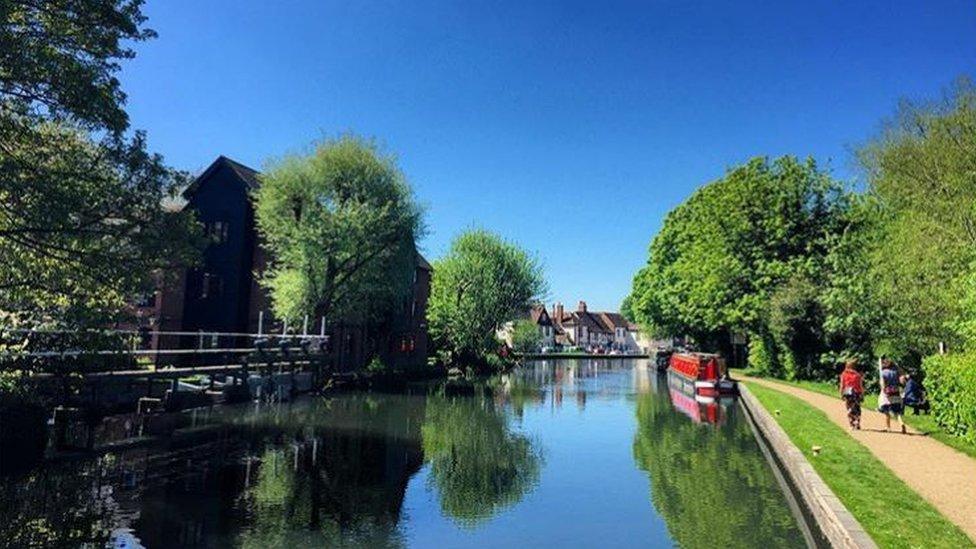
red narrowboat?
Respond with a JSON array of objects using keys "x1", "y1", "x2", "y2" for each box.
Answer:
[{"x1": 668, "y1": 352, "x2": 736, "y2": 397}]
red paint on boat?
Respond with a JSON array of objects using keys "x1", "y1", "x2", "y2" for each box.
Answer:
[{"x1": 668, "y1": 352, "x2": 736, "y2": 396}]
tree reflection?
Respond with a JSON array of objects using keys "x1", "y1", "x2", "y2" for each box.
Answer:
[
  {"x1": 232, "y1": 394, "x2": 426, "y2": 548},
  {"x1": 0, "y1": 464, "x2": 115, "y2": 547},
  {"x1": 421, "y1": 384, "x2": 543, "y2": 526},
  {"x1": 632, "y1": 383, "x2": 806, "y2": 548},
  {"x1": 235, "y1": 446, "x2": 408, "y2": 548}
]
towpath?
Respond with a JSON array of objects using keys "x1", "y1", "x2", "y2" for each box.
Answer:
[{"x1": 742, "y1": 375, "x2": 976, "y2": 543}]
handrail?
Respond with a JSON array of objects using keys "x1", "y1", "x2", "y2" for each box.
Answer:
[
  {"x1": 1, "y1": 328, "x2": 329, "y2": 339},
  {"x1": 0, "y1": 346, "x2": 317, "y2": 359}
]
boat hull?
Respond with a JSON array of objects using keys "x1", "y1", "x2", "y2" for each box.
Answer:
[{"x1": 669, "y1": 352, "x2": 736, "y2": 396}]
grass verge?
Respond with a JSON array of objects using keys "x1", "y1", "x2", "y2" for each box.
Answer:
[
  {"x1": 746, "y1": 382, "x2": 972, "y2": 548},
  {"x1": 734, "y1": 369, "x2": 976, "y2": 460}
]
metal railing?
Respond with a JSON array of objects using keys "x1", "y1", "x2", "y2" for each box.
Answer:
[{"x1": 0, "y1": 328, "x2": 329, "y2": 360}]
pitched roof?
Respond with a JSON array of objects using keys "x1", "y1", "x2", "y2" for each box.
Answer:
[
  {"x1": 529, "y1": 305, "x2": 552, "y2": 326},
  {"x1": 182, "y1": 155, "x2": 260, "y2": 199},
  {"x1": 416, "y1": 251, "x2": 432, "y2": 271},
  {"x1": 563, "y1": 310, "x2": 611, "y2": 333},
  {"x1": 598, "y1": 312, "x2": 629, "y2": 331}
]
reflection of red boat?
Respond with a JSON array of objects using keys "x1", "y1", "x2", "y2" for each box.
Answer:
[
  {"x1": 667, "y1": 371, "x2": 732, "y2": 425},
  {"x1": 669, "y1": 352, "x2": 736, "y2": 397}
]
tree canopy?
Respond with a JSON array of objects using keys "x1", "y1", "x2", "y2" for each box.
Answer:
[
  {"x1": 0, "y1": 0, "x2": 199, "y2": 325},
  {"x1": 254, "y1": 135, "x2": 425, "y2": 324},
  {"x1": 427, "y1": 229, "x2": 546, "y2": 365},
  {"x1": 856, "y1": 78, "x2": 976, "y2": 357},
  {"x1": 630, "y1": 157, "x2": 846, "y2": 355},
  {"x1": 629, "y1": 80, "x2": 976, "y2": 382}
]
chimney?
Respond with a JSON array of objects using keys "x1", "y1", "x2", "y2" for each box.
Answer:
[
  {"x1": 555, "y1": 302, "x2": 564, "y2": 322},
  {"x1": 578, "y1": 300, "x2": 587, "y2": 313}
]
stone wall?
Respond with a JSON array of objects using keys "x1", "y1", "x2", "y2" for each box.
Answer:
[{"x1": 738, "y1": 383, "x2": 878, "y2": 549}]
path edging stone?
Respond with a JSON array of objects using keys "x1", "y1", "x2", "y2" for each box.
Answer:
[{"x1": 738, "y1": 383, "x2": 878, "y2": 549}]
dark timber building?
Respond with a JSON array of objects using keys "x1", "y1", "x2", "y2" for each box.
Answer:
[{"x1": 148, "y1": 156, "x2": 431, "y2": 370}]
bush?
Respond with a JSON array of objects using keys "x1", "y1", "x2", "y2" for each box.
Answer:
[
  {"x1": 747, "y1": 331, "x2": 783, "y2": 378},
  {"x1": 366, "y1": 356, "x2": 388, "y2": 374},
  {"x1": 924, "y1": 353, "x2": 976, "y2": 445},
  {"x1": 510, "y1": 319, "x2": 543, "y2": 353}
]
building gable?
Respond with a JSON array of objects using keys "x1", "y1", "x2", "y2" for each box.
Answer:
[{"x1": 182, "y1": 156, "x2": 260, "y2": 201}]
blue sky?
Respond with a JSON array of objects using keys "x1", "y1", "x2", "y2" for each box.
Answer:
[{"x1": 120, "y1": 1, "x2": 976, "y2": 311}]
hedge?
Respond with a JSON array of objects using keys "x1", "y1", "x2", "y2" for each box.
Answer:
[{"x1": 923, "y1": 353, "x2": 976, "y2": 445}]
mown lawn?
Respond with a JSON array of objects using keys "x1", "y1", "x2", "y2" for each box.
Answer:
[
  {"x1": 735, "y1": 370, "x2": 976, "y2": 460},
  {"x1": 746, "y1": 382, "x2": 973, "y2": 549}
]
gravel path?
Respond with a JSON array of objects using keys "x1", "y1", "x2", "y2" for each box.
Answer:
[{"x1": 744, "y1": 376, "x2": 976, "y2": 543}]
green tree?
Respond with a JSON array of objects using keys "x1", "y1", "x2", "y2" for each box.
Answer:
[
  {"x1": 857, "y1": 78, "x2": 976, "y2": 358},
  {"x1": 510, "y1": 319, "x2": 543, "y2": 353},
  {"x1": 254, "y1": 135, "x2": 425, "y2": 324},
  {"x1": 818, "y1": 195, "x2": 886, "y2": 368},
  {"x1": 0, "y1": 1, "x2": 200, "y2": 325},
  {"x1": 620, "y1": 294, "x2": 636, "y2": 322},
  {"x1": 630, "y1": 157, "x2": 846, "y2": 364},
  {"x1": 765, "y1": 274, "x2": 826, "y2": 379},
  {"x1": 427, "y1": 229, "x2": 546, "y2": 366}
]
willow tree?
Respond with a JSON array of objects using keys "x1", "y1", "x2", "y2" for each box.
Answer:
[
  {"x1": 426, "y1": 229, "x2": 546, "y2": 365},
  {"x1": 254, "y1": 135, "x2": 425, "y2": 324}
]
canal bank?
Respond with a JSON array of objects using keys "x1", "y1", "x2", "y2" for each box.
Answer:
[{"x1": 738, "y1": 384, "x2": 876, "y2": 549}]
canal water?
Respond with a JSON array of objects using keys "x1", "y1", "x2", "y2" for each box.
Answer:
[{"x1": 0, "y1": 359, "x2": 807, "y2": 548}]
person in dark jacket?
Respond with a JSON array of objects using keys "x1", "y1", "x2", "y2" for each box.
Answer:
[{"x1": 902, "y1": 373, "x2": 930, "y2": 415}]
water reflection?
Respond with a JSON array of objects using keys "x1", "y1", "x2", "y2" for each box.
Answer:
[
  {"x1": 0, "y1": 360, "x2": 807, "y2": 548},
  {"x1": 421, "y1": 387, "x2": 542, "y2": 526},
  {"x1": 632, "y1": 372, "x2": 806, "y2": 548}
]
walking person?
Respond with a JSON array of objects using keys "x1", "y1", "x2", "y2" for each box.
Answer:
[
  {"x1": 839, "y1": 359, "x2": 864, "y2": 430},
  {"x1": 878, "y1": 358, "x2": 907, "y2": 434}
]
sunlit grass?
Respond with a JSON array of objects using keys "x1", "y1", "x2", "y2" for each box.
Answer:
[{"x1": 746, "y1": 382, "x2": 972, "y2": 549}]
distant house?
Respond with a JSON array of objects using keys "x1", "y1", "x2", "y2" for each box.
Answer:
[
  {"x1": 145, "y1": 155, "x2": 432, "y2": 370},
  {"x1": 498, "y1": 304, "x2": 555, "y2": 350},
  {"x1": 549, "y1": 301, "x2": 644, "y2": 352},
  {"x1": 552, "y1": 301, "x2": 610, "y2": 348}
]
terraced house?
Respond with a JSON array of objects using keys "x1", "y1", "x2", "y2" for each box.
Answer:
[{"x1": 549, "y1": 301, "x2": 640, "y2": 352}]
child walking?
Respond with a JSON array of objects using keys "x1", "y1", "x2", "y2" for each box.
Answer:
[{"x1": 839, "y1": 359, "x2": 864, "y2": 430}]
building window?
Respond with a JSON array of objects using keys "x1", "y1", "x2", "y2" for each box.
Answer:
[
  {"x1": 400, "y1": 336, "x2": 416, "y2": 353},
  {"x1": 205, "y1": 221, "x2": 229, "y2": 244},
  {"x1": 200, "y1": 273, "x2": 222, "y2": 299}
]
